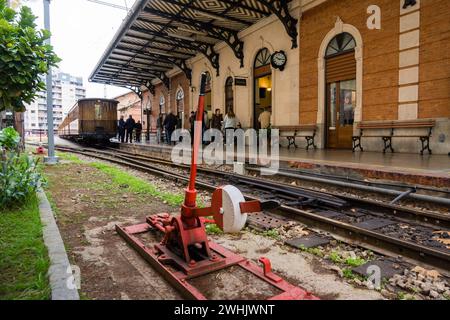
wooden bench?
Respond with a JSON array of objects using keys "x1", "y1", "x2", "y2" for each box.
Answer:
[
  {"x1": 352, "y1": 119, "x2": 435, "y2": 154},
  {"x1": 274, "y1": 125, "x2": 318, "y2": 150}
]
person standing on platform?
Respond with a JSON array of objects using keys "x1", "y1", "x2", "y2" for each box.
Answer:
[
  {"x1": 118, "y1": 115, "x2": 126, "y2": 143},
  {"x1": 258, "y1": 107, "x2": 272, "y2": 130},
  {"x1": 223, "y1": 110, "x2": 238, "y2": 131},
  {"x1": 156, "y1": 114, "x2": 163, "y2": 144},
  {"x1": 125, "y1": 115, "x2": 135, "y2": 143},
  {"x1": 211, "y1": 108, "x2": 223, "y2": 143},
  {"x1": 211, "y1": 108, "x2": 223, "y2": 130},
  {"x1": 223, "y1": 110, "x2": 239, "y2": 146},
  {"x1": 135, "y1": 120, "x2": 142, "y2": 143},
  {"x1": 189, "y1": 111, "x2": 195, "y2": 144},
  {"x1": 163, "y1": 112, "x2": 177, "y2": 145}
]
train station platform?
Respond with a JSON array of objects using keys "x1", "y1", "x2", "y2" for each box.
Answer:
[{"x1": 116, "y1": 140, "x2": 450, "y2": 189}]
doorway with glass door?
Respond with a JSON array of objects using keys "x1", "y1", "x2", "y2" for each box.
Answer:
[
  {"x1": 325, "y1": 32, "x2": 357, "y2": 149},
  {"x1": 327, "y1": 80, "x2": 356, "y2": 149}
]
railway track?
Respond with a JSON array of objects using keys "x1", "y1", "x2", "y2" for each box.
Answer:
[{"x1": 33, "y1": 144, "x2": 450, "y2": 272}]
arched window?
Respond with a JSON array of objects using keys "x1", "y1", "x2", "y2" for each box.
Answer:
[
  {"x1": 176, "y1": 88, "x2": 184, "y2": 113},
  {"x1": 159, "y1": 95, "x2": 165, "y2": 114},
  {"x1": 254, "y1": 48, "x2": 271, "y2": 68},
  {"x1": 325, "y1": 32, "x2": 356, "y2": 58},
  {"x1": 204, "y1": 71, "x2": 212, "y2": 93},
  {"x1": 225, "y1": 77, "x2": 234, "y2": 114}
]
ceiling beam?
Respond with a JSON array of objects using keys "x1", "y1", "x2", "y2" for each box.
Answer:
[{"x1": 141, "y1": 8, "x2": 244, "y2": 67}]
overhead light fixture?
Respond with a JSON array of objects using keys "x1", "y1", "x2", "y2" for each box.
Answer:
[
  {"x1": 177, "y1": 27, "x2": 208, "y2": 36},
  {"x1": 166, "y1": 32, "x2": 196, "y2": 41}
]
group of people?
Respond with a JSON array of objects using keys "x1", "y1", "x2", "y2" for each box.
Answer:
[
  {"x1": 118, "y1": 107, "x2": 272, "y2": 145},
  {"x1": 118, "y1": 115, "x2": 143, "y2": 143},
  {"x1": 156, "y1": 112, "x2": 181, "y2": 145},
  {"x1": 187, "y1": 108, "x2": 243, "y2": 144}
]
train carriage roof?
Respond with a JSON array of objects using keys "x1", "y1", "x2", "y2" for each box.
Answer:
[{"x1": 89, "y1": 0, "x2": 298, "y2": 89}]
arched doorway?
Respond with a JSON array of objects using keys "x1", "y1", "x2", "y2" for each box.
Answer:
[
  {"x1": 225, "y1": 76, "x2": 234, "y2": 114},
  {"x1": 204, "y1": 71, "x2": 212, "y2": 128},
  {"x1": 176, "y1": 88, "x2": 184, "y2": 129},
  {"x1": 325, "y1": 32, "x2": 356, "y2": 149},
  {"x1": 253, "y1": 48, "x2": 272, "y2": 129}
]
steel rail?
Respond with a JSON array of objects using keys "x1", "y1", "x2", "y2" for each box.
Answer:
[
  {"x1": 48, "y1": 146, "x2": 450, "y2": 271},
  {"x1": 49, "y1": 144, "x2": 450, "y2": 228},
  {"x1": 247, "y1": 167, "x2": 450, "y2": 207}
]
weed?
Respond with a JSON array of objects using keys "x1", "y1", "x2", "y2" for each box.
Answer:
[
  {"x1": 262, "y1": 229, "x2": 280, "y2": 239},
  {"x1": 205, "y1": 223, "x2": 223, "y2": 235},
  {"x1": 345, "y1": 257, "x2": 366, "y2": 267},
  {"x1": 343, "y1": 268, "x2": 356, "y2": 279}
]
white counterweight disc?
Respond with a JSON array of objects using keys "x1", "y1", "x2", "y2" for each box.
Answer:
[{"x1": 221, "y1": 185, "x2": 247, "y2": 233}]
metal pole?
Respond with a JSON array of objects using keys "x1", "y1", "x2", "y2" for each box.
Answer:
[{"x1": 43, "y1": 0, "x2": 58, "y2": 164}]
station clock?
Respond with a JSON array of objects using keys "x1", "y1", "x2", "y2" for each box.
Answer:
[{"x1": 271, "y1": 51, "x2": 287, "y2": 71}]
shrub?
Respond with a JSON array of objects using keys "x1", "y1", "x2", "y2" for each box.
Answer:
[
  {"x1": 0, "y1": 153, "x2": 42, "y2": 209},
  {"x1": 0, "y1": 127, "x2": 21, "y2": 151}
]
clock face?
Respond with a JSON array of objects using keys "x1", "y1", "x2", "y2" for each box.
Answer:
[{"x1": 271, "y1": 51, "x2": 287, "y2": 70}]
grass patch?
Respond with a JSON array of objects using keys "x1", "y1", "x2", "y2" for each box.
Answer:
[
  {"x1": 0, "y1": 194, "x2": 50, "y2": 300},
  {"x1": 90, "y1": 162, "x2": 184, "y2": 207},
  {"x1": 56, "y1": 152, "x2": 83, "y2": 164},
  {"x1": 44, "y1": 191, "x2": 59, "y2": 217}
]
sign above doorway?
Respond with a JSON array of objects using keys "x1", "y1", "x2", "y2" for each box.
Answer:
[{"x1": 235, "y1": 78, "x2": 247, "y2": 86}]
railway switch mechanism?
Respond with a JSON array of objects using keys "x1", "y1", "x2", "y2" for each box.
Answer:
[{"x1": 116, "y1": 73, "x2": 318, "y2": 300}]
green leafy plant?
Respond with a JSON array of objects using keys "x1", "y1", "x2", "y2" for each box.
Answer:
[
  {"x1": 205, "y1": 223, "x2": 223, "y2": 235},
  {"x1": 0, "y1": 153, "x2": 42, "y2": 208},
  {"x1": 262, "y1": 229, "x2": 280, "y2": 239},
  {"x1": 343, "y1": 268, "x2": 356, "y2": 279},
  {"x1": 0, "y1": 0, "x2": 60, "y2": 112},
  {"x1": 0, "y1": 127, "x2": 20, "y2": 150}
]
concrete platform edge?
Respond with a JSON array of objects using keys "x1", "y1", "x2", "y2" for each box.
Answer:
[{"x1": 37, "y1": 188, "x2": 80, "y2": 300}]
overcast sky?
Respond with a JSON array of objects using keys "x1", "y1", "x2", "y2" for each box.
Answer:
[{"x1": 23, "y1": 0, "x2": 136, "y2": 99}]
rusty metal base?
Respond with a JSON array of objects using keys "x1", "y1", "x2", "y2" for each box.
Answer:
[{"x1": 116, "y1": 222, "x2": 318, "y2": 300}]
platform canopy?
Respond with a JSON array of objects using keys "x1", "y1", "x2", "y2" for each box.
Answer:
[{"x1": 89, "y1": 0, "x2": 298, "y2": 91}]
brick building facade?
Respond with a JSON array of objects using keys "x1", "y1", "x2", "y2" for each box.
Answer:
[{"x1": 299, "y1": 0, "x2": 449, "y2": 153}]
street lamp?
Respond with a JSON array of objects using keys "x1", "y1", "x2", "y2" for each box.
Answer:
[{"x1": 43, "y1": 0, "x2": 58, "y2": 164}]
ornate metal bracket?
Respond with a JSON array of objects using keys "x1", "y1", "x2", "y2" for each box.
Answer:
[
  {"x1": 403, "y1": 0, "x2": 417, "y2": 9},
  {"x1": 173, "y1": 60, "x2": 192, "y2": 84},
  {"x1": 156, "y1": 72, "x2": 171, "y2": 90},
  {"x1": 256, "y1": 0, "x2": 299, "y2": 49},
  {"x1": 127, "y1": 86, "x2": 144, "y2": 99},
  {"x1": 144, "y1": 82, "x2": 156, "y2": 95},
  {"x1": 203, "y1": 45, "x2": 220, "y2": 76}
]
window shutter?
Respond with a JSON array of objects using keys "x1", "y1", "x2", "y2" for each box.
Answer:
[{"x1": 326, "y1": 51, "x2": 356, "y2": 83}]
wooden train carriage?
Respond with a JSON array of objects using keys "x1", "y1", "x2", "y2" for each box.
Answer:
[{"x1": 58, "y1": 98, "x2": 118, "y2": 142}]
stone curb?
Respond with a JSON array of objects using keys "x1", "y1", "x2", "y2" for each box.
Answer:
[{"x1": 37, "y1": 188, "x2": 80, "y2": 300}]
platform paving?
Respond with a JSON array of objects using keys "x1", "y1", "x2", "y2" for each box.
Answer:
[{"x1": 115, "y1": 140, "x2": 450, "y2": 188}]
